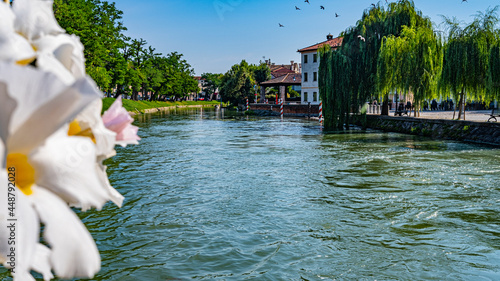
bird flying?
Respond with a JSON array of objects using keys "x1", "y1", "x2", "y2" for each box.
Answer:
[
  {"x1": 335, "y1": 13, "x2": 340, "y2": 17},
  {"x1": 279, "y1": 23, "x2": 284, "y2": 27},
  {"x1": 305, "y1": 0, "x2": 309, "y2": 3},
  {"x1": 358, "y1": 35, "x2": 366, "y2": 41},
  {"x1": 320, "y1": 6, "x2": 325, "y2": 10},
  {"x1": 295, "y1": 6, "x2": 301, "y2": 10}
]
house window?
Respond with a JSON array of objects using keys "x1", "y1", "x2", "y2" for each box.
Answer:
[
  {"x1": 313, "y1": 53, "x2": 318, "y2": 63},
  {"x1": 313, "y1": 92, "x2": 318, "y2": 102},
  {"x1": 313, "y1": 72, "x2": 317, "y2": 82},
  {"x1": 304, "y1": 54, "x2": 308, "y2": 64},
  {"x1": 304, "y1": 72, "x2": 308, "y2": 82},
  {"x1": 304, "y1": 92, "x2": 308, "y2": 102}
]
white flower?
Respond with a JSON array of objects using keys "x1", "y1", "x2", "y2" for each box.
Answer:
[
  {"x1": 69, "y1": 99, "x2": 126, "y2": 208},
  {"x1": 0, "y1": 62, "x2": 104, "y2": 279},
  {"x1": 34, "y1": 33, "x2": 86, "y2": 84},
  {"x1": 0, "y1": 2, "x2": 35, "y2": 64},
  {"x1": 12, "y1": 0, "x2": 65, "y2": 42}
]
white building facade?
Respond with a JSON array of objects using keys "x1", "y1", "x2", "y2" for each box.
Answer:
[{"x1": 297, "y1": 34, "x2": 343, "y2": 105}]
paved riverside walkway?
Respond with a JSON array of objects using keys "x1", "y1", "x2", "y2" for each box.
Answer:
[{"x1": 372, "y1": 110, "x2": 497, "y2": 123}]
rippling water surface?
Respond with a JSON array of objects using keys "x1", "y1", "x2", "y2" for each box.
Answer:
[{"x1": 4, "y1": 109, "x2": 499, "y2": 280}]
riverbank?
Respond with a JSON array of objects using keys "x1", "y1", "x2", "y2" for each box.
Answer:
[
  {"x1": 102, "y1": 98, "x2": 220, "y2": 115},
  {"x1": 358, "y1": 113, "x2": 500, "y2": 147}
]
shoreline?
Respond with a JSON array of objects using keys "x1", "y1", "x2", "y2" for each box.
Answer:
[{"x1": 128, "y1": 103, "x2": 219, "y2": 116}]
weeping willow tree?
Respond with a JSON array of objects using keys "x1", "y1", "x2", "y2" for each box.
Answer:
[
  {"x1": 378, "y1": 26, "x2": 442, "y2": 117},
  {"x1": 319, "y1": 45, "x2": 352, "y2": 130},
  {"x1": 440, "y1": 6, "x2": 499, "y2": 120},
  {"x1": 487, "y1": 43, "x2": 500, "y2": 104},
  {"x1": 318, "y1": 0, "x2": 434, "y2": 130}
]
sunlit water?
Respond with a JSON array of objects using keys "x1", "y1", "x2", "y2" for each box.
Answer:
[{"x1": 2, "y1": 109, "x2": 499, "y2": 280}]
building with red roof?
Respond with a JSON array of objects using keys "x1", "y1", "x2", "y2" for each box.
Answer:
[{"x1": 297, "y1": 34, "x2": 343, "y2": 105}]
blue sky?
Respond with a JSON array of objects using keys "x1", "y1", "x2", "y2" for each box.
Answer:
[{"x1": 114, "y1": 0, "x2": 500, "y2": 75}]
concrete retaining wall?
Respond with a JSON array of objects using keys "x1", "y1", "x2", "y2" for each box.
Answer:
[
  {"x1": 250, "y1": 103, "x2": 320, "y2": 117},
  {"x1": 363, "y1": 115, "x2": 500, "y2": 146}
]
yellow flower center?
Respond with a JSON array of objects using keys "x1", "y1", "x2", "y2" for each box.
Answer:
[
  {"x1": 68, "y1": 120, "x2": 96, "y2": 143},
  {"x1": 16, "y1": 57, "x2": 36, "y2": 66},
  {"x1": 6, "y1": 153, "x2": 35, "y2": 196}
]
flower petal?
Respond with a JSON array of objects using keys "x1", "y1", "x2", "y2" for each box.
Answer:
[
  {"x1": 12, "y1": 190, "x2": 39, "y2": 281},
  {"x1": 0, "y1": 3, "x2": 36, "y2": 65},
  {"x1": 0, "y1": 2, "x2": 15, "y2": 31},
  {"x1": 29, "y1": 131, "x2": 110, "y2": 211},
  {"x1": 30, "y1": 186, "x2": 100, "y2": 279},
  {"x1": 0, "y1": 171, "x2": 8, "y2": 263},
  {"x1": 96, "y1": 162, "x2": 124, "y2": 208},
  {"x1": 0, "y1": 62, "x2": 100, "y2": 154},
  {"x1": 0, "y1": 89, "x2": 16, "y2": 151},
  {"x1": 0, "y1": 174, "x2": 39, "y2": 280},
  {"x1": 0, "y1": 31, "x2": 36, "y2": 64},
  {"x1": 12, "y1": 0, "x2": 65, "y2": 41},
  {"x1": 33, "y1": 34, "x2": 85, "y2": 79},
  {"x1": 76, "y1": 99, "x2": 116, "y2": 159},
  {"x1": 102, "y1": 96, "x2": 141, "y2": 146},
  {"x1": 36, "y1": 51, "x2": 76, "y2": 85},
  {"x1": 31, "y1": 244, "x2": 54, "y2": 281}
]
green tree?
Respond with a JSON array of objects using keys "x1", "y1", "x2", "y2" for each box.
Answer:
[
  {"x1": 319, "y1": 0, "x2": 433, "y2": 129},
  {"x1": 54, "y1": 0, "x2": 126, "y2": 91},
  {"x1": 440, "y1": 6, "x2": 499, "y2": 119},
  {"x1": 201, "y1": 73, "x2": 223, "y2": 100},
  {"x1": 378, "y1": 26, "x2": 442, "y2": 116},
  {"x1": 219, "y1": 60, "x2": 256, "y2": 105}
]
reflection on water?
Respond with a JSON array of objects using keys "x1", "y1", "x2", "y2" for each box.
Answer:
[{"x1": 3, "y1": 108, "x2": 499, "y2": 280}]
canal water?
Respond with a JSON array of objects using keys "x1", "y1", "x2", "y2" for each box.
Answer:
[{"x1": 4, "y1": 108, "x2": 499, "y2": 280}]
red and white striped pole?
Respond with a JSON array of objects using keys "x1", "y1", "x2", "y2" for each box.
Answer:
[
  {"x1": 246, "y1": 98, "x2": 249, "y2": 111},
  {"x1": 319, "y1": 101, "x2": 323, "y2": 124},
  {"x1": 280, "y1": 99, "x2": 284, "y2": 119}
]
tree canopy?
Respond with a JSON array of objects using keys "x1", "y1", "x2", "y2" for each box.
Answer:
[
  {"x1": 319, "y1": 0, "x2": 500, "y2": 127},
  {"x1": 53, "y1": 0, "x2": 199, "y2": 100},
  {"x1": 440, "y1": 6, "x2": 499, "y2": 119},
  {"x1": 219, "y1": 61, "x2": 270, "y2": 105}
]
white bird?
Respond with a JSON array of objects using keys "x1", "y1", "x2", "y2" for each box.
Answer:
[{"x1": 358, "y1": 35, "x2": 366, "y2": 41}]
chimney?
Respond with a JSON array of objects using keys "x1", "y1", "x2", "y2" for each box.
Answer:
[
  {"x1": 327, "y1": 33, "x2": 333, "y2": 40},
  {"x1": 290, "y1": 60, "x2": 294, "y2": 70}
]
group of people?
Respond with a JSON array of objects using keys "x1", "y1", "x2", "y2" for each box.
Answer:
[
  {"x1": 423, "y1": 99, "x2": 454, "y2": 111},
  {"x1": 375, "y1": 98, "x2": 496, "y2": 112}
]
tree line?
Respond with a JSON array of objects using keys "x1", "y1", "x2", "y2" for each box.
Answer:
[
  {"x1": 201, "y1": 60, "x2": 271, "y2": 105},
  {"x1": 319, "y1": 0, "x2": 500, "y2": 130},
  {"x1": 53, "y1": 0, "x2": 199, "y2": 101}
]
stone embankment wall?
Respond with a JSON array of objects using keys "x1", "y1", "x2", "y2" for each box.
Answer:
[
  {"x1": 250, "y1": 104, "x2": 320, "y2": 117},
  {"x1": 363, "y1": 115, "x2": 500, "y2": 146}
]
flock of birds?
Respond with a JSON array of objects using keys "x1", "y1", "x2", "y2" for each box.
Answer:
[
  {"x1": 278, "y1": 0, "x2": 338, "y2": 28},
  {"x1": 279, "y1": 0, "x2": 469, "y2": 28}
]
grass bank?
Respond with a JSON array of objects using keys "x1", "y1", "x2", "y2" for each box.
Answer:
[{"x1": 102, "y1": 98, "x2": 220, "y2": 113}]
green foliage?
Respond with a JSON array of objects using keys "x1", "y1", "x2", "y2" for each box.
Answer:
[
  {"x1": 319, "y1": 45, "x2": 352, "y2": 130},
  {"x1": 440, "y1": 6, "x2": 499, "y2": 118},
  {"x1": 253, "y1": 63, "x2": 271, "y2": 86},
  {"x1": 201, "y1": 72, "x2": 223, "y2": 99},
  {"x1": 319, "y1": 0, "x2": 433, "y2": 129},
  {"x1": 54, "y1": 1, "x2": 199, "y2": 101},
  {"x1": 54, "y1": 0, "x2": 126, "y2": 91},
  {"x1": 101, "y1": 98, "x2": 219, "y2": 113},
  {"x1": 378, "y1": 26, "x2": 443, "y2": 111},
  {"x1": 488, "y1": 43, "x2": 500, "y2": 99},
  {"x1": 288, "y1": 86, "x2": 300, "y2": 98},
  {"x1": 219, "y1": 60, "x2": 257, "y2": 105}
]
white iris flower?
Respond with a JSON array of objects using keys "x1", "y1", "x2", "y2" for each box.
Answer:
[
  {"x1": 0, "y1": 62, "x2": 104, "y2": 280},
  {"x1": 0, "y1": 0, "x2": 139, "y2": 279}
]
